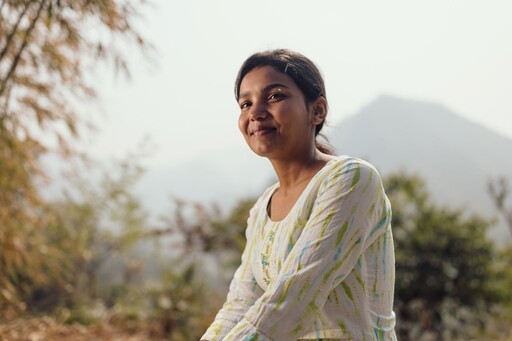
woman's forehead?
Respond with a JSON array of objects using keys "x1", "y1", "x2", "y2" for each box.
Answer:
[{"x1": 239, "y1": 66, "x2": 297, "y2": 96}]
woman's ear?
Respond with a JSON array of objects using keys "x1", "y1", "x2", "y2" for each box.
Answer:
[{"x1": 311, "y1": 97, "x2": 327, "y2": 125}]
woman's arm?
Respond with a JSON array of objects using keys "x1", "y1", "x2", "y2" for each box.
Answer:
[
  {"x1": 200, "y1": 207, "x2": 264, "y2": 341},
  {"x1": 222, "y1": 158, "x2": 391, "y2": 341}
]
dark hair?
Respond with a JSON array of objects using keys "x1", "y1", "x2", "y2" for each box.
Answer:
[{"x1": 234, "y1": 49, "x2": 335, "y2": 155}]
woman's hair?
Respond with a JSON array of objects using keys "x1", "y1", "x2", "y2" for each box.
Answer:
[{"x1": 234, "y1": 49, "x2": 335, "y2": 155}]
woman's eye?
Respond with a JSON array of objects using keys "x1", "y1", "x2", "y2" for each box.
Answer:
[{"x1": 268, "y1": 92, "x2": 285, "y2": 101}]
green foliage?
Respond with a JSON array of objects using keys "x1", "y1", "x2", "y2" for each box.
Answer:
[
  {"x1": 0, "y1": 154, "x2": 150, "y2": 317},
  {"x1": 144, "y1": 265, "x2": 215, "y2": 341},
  {"x1": 212, "y1": 198, "x2": 255, "y2": 254},
  {"x1": 385, "y1": 173, "x2": 512, "y2": 340},
  {"x1": 156, "y1": 197, "x2": 254, "y2": 261}
]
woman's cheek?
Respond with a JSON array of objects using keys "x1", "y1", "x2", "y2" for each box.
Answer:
[{"x1": 238, "y1": 113, "x2": 248, "y2": 135}]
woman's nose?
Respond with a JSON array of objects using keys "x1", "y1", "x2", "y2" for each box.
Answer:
[{"x1": 249, "y1": 102, "x2": 269, "y2": 121}]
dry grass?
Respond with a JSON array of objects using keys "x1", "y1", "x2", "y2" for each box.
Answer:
[{"x1": 0, "y1": 316, "x2": 169, "y2": 341}]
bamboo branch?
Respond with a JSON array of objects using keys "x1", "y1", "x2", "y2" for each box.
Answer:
[
  {"x1": 0, "y1": 0, "x2": 32, "y2": 61},
  {"x1": 0, "y1": 0, "x2": 47, "y2": 98}
]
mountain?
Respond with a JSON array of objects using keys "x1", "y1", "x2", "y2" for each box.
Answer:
[{"x1": 329, "y1": 95, "x2": 512, "y2": 243}]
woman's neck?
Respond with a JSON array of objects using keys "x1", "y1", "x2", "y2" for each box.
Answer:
[{"x1": 269, "y1": 149, "x2": 334, "y2": 191}]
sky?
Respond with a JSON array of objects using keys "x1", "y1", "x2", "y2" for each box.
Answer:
[{"x1": 88, "y1": 0, "x2": 512, "y2": 169}]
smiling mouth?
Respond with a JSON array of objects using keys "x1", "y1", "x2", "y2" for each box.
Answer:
[{"x1": 251, "y1": 128, "x2": 276, "y2": 136}]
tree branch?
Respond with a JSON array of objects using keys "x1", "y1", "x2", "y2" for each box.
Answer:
[
  {"x1": 0, "y1": 0, "x2": 33, "y2": 62},
  {"x1": 0, "y1": 82, "x2": 12, "y2": 117},
  {"x1": 488, "y1": 176, "x2": 512, "y2": 238},
  {"x1": 0, "y1": 0, "x2": 47, "y2": 98}
]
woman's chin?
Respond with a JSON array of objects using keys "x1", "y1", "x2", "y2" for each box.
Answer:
[
  {"x1": 249, "y1": 146, "x2": 274, "y2": 158},
  {"x1": 246, "y1": 141, "x2": 269, "y2": 155},
  {"x1": 252, "y1": 149, "x2": 271, "y2": 157}
]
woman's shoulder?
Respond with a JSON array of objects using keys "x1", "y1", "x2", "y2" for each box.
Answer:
[
  {"x1": 322, "y1": 155, "x2": 382, "y2": 181},
  {"x1": 311, "y1": 155, "x2": 386, "y2": 203}
]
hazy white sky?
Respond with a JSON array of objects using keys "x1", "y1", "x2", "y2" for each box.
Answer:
[{"x1": 89, "y1": 0, "x2": 512, "y2": 168}]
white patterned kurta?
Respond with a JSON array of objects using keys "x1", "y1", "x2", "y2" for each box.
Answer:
[{"x1": 201, "y1": 156, "x2": 397, "y2": 341}]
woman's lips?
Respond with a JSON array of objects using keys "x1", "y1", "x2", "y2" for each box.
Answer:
[{"x1": 251, "y1": 127, "x2": 276, "y2": 136}]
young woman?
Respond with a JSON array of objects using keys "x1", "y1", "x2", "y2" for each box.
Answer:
[{"x1": 200, "y1": 49, "x2": 396, "y2": 341}]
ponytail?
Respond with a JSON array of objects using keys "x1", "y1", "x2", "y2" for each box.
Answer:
[{"x1": 315, "y1": 133, "x2": 336, "y2": 155}]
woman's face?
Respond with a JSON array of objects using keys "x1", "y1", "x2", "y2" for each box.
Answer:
[{"x1": 237, "y1": 66, "x2": 324, "y2": 159}]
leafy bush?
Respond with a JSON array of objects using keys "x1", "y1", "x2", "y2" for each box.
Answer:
[{"x1": 385, "y1": 173, "x2": 512, "y2": 340}]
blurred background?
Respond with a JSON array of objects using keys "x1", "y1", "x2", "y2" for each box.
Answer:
[{"x1": 1, "y1": 0, "x2": 511, "y2": 340}]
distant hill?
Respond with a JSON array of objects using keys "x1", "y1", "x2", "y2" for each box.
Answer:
[{"x1": 329, "y1": 95, "x2": 512, "y2": 243}]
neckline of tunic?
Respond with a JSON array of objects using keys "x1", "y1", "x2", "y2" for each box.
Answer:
[{"x1": 263, "y1": 156, "x2": 344, "y2": 224}]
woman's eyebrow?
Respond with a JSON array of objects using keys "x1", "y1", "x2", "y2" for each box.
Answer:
[
  {"x1": 263, "y1": 82, "x2": 289, "y2": 93},
  {"x1": 239, "y1": 83, "x2": 290, "y2": 100}
]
